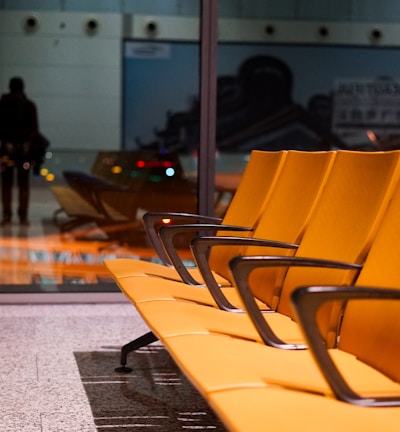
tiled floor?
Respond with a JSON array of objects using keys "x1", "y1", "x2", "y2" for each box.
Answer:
[
  {"x1": 0, "y1": 302, "x2": 226, "y2": 431},
  {"x1": 0, "y1": 303, "x2": 139, "y2": 431}
]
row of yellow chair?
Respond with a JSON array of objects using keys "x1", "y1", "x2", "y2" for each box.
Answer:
[
  {"x1": 105, "y1": 149, "x2": 322, "y2": 362},
  {"x1": 105, "y1": 149, "x2": 400, "y2": 431},
  {"x1": 106, "y1": 149, "x2": 397, "y2": 349}
]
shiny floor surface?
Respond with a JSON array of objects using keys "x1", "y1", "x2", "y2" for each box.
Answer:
[
  {"x1": 0, "y1": 303, "x2": 226, "y2": 431},
  {"x1": 0, "y1": 183, "x2": 164, "y2": 301}
]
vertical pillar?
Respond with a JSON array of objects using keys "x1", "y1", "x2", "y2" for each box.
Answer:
[{"x1": 198, "y1": 0, "x2": 218, "y2": 216}]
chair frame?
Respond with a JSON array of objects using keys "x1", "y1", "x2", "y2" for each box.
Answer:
[
  {"x1": 292, "y1": 285, "x2": 400, "y2": 407},
  {"x1": 229, "y1": 255, "x2": 361, "y2": 349}
]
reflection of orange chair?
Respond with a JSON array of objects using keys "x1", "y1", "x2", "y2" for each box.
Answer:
[{"x1": 51, "y1": 150, "x2": 198, "y2": 241}]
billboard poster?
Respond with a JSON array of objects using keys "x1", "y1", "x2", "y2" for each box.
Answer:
[{"x1": 123, "y1": 41, "x2": 400, "y2": 153}]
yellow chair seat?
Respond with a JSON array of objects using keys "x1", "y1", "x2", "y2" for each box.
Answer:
[
  {"x1": 105, "y1": 257, "x2": 231, "y2": 286},
  {"x1": 161, "y1": 333, "x2": 400, "y2": 397},
  {"x1": 209, "y1": 386, "x2": 400, "y2": 432}
]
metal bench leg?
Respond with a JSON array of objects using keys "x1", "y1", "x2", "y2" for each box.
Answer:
[{"x1": 115, "y1": 331, "x2": 159, "y2": 373}]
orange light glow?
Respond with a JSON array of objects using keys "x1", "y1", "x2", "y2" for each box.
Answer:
[
  {"x1": 111, "y1": 165, "x2": 122, "y2": 174},
  {"x1": 162, "y1": 218, "x2": 172, "y2": 224}
]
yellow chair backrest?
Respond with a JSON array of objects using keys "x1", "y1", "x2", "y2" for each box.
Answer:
[
  {"x1": 209, "y1": 150, "x2": 287, "y2": 280},
  {"x1": 276, "y1": 150, "x2": 400, "y2": 345},
  {"x1": 339, "y1": 177, "x2": 400, "y2": 382},
  {"x1": 245, "y1": 150, "x2": 337, "y2": 308}
]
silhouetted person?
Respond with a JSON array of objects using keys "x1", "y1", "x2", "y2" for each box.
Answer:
[{"x1": 0, "y1": 77, "x2": 39, "y2": 225}]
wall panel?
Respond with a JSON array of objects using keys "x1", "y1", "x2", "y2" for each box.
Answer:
[
  {"x1": 2, "y1": 7, "x2": 400, "y2": 152},
  {"x1": 1, "y1": 66, "x2": 120, "y2": 97},
  {"x1": 0, "y1": 11, "x2": 122, "y2": 150},
  {"x1": 44, "y1": 123, "x2": 120, "y2": 150},
  {"x1": 3, "y1": 0, "x2": 400, "y2": 23}
]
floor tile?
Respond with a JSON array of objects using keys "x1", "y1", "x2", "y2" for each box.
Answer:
[
  {"x1": 0, "y1": 381, "x2": 41, "y2": 413},
  {"x1": 0, "y1": 413, "x2": 42, "y2": 432},
  {"x1": 0, "y1": 351, "x2": 38, "y2": 382},
  {"x1": 0, "y1": 303, "x2": 226, "y2": 431},
  {"x1": 40, "y1": 413, "x2": 96, "y2": 432}
]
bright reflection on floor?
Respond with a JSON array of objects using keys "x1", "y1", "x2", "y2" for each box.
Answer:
[
  {"x1": 0, "y1": 230, "x2": 157, "y2": 291},
  {"x1": 0, "y1": 184, "x2": 167, "y2": 293}
]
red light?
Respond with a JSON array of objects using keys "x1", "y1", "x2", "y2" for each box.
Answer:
[
  {"x1": 136, "y1": 160, "x2": 175, "y2": 169},
  {"x1": 162, "y1": 218, "x2": 172, "y2": 224}
]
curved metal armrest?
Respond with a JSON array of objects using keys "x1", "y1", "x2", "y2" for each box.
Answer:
[
  {"x1": 143, "y1": 212, "x2": 222, "y2": 266},
  {"x1": 191, "y1": 236, "x2": 299, "y2": 312},
  {"x1": 158, "y1": 224, "x2": 253, "y2": 285},
  {"x1": 229, "y1": 255, "x2": 362, "y2": 350},
  {"x1": 292, "y1": 285, "x2": 400, "y2": 407}
]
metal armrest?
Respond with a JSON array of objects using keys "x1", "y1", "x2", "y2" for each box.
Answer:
[
  {"x1": 191, "y1": 236, "x2": 298, "y2": 312},
  {"x1": 143, "y1": 212, "x2": 222, "y2": 266},
  {"x1": 159, "y1": 224, "x2": 254, "y2": 285},
  {"x1": 292, "y1": 285, "x2": 400, "y2": 407},
  {"x1": 229, "y1": 255, "x2": 362, "y2": 349}
]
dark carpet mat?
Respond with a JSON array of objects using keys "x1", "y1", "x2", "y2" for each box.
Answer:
[{"x1": 74, "y1": 346, "x2": 227, "y2": 431}]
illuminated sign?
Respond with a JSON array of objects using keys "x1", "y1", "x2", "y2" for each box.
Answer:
[{"x1": 332, "y1": 77, "x2": 400, "y2": 134}]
